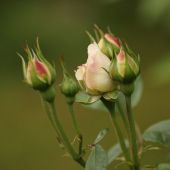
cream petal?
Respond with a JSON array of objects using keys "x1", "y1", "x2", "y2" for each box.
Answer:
[
  {"x1": 87, "y1": 43, "x2": 111, "y2": 70},
  {"x1": 76, "y1": 43, "x2": 114, "y2": 94},
  {"x1": 86, "y1": 66, "x2": 113, "y2": 92},
  {"x1": 85, "y1": 59, "x2": 113, "y2": 92},
  {"x1": 75, "y1": 65, "x2": 86, "y2": 81}
]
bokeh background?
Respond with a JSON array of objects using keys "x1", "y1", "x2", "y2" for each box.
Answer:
[{"x1": 0, "y1": 0, "x2": 170, "y2": 169}]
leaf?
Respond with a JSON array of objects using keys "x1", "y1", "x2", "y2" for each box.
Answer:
[
  {"x1": 94, "y1": 128, "x2": 109, "y2": 144},
  {"x1": 75, "y1": 91, "x2": 100, "y2": 104},
  {"x1": 83, "y1": 100, "x2": 108, "y2": 112},
  {"x1": 85, "y1": 144, "x2": 108, "y2": 170},
  {"x1": 107, "y1": 140, "x2": 128, "y2": 165},
  {"x1": 143, "y1": 120, "x2": 170, "y2": 148},
  {"x1": 157, "y1": 163, "x2": 170, "y2": 170},
  {"x1": 131, "y1": 76, "x2": 143, "y2": 108}
]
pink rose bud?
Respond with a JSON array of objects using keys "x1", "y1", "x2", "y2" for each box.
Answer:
[
  {"x1": 98, "y1": 33, "x2": 121, "y2": 59},
  {"x1": 104, "y1": 33, "x2": 121, "y2": 48},
  {"x1": 109, "y1": 47, "x2": 140, "y2": 84},
  {"x1": 19, "y1": 40, "x2": 56, "y2": 92}
]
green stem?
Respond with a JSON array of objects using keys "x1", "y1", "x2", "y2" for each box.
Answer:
[
  {"x1": 68, "y1": 104, "x2": 81, "y2": 135},
  {"x1": 42, "y1": 100, "x2": 60, "y2": 135},
  {"x1": 110, "y1": 112, "x2": 131, "y2": 162},
  {"x1": 43, "y1": 100, "x2": 85, "y2": 167},
  {"x1": 68, "y1": 104, "x2": 83, "y2": 156},
  {"x1": 135, "y1": 122, "x2": 143, "y2": 157},
  {"x1": 117, "y1": 100, "x2": 131, "y2": 140},
  {"x1": 125, "y1": 95, "x2": 140, "y2": 170},
  {"x1": 101, "y1": 99, "x2": 131, "y2": 163}
]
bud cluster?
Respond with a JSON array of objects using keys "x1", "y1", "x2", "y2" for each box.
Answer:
[
  {"x1": 75, "y1": 26, "x2": 140, "y2": 97},
  {"x1": 97, "y1": 31, "x2": 140, "y2": 85}
]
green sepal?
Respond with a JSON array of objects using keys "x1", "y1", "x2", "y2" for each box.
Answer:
[
  {"x1": 103, "y1": 90, "x2": 119, "y2": 101},
  {"x1": 75, "y1": 91, "x2": 101, "y2": 104},
  {"x1": 94, "y1": 24, "x2": 104, "y2": 38},
  {"x1": 86, "y1": 31, "x2": 96, "y2": 43},
  {"x1": 41, "y1": 86, "x2": 56, "y2": 103},
  {"x1": 98, "y1": 38, "x2": 114, "y2": 59},
  {"x1": 17, "y1": 53, "x2": 27, "y2": 79},
  {"x1": 120, "y1": 83, "x2": 135, "y2": 96},
  {"x1": 60, "y1": 60, "x2": 79, "y2": 99}
]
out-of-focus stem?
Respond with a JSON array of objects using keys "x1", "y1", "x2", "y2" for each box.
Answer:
[
  {"x1": 101, "y1": 99, "x2": 131, "y2": 163},
  {"x1": 117, "y1": 100, "x2": 131, "y2": 140},
  {"x1": 125, "y1": 95, "x2": 140, "y2": 170},
  {"x1": 135, "y1": 122, "x2": 143, "y2": 157}
]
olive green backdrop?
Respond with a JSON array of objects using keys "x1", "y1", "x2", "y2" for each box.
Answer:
[{"x1": 0, "y1": 0, "x2": 170, "y2": 169}]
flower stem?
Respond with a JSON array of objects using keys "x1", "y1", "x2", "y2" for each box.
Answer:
[
  {"x1": 42, "y1": 99, "x2": 85, "y2": 167},
  {"x1": 110, "y1": 111, "x2": 131, "y2": 162},
  {"x1": 135, "y1": 122, "x2": 143, "y2": 158},
  {"x1": 68, "y1": 104, "x2": 81, "y2": 135},
  {"x1": 68, "y1": 104, "x2": 83, "y2": 156},
  {"x1": 101, "y1": 99, "x2": 131, "y2": 163},
  {"x1": 125, "y1": 95, "x2": 140, "y2": 170},
  {"x1": 117, "y1": 100, "x2": 131, "y2": 141},
  {"x1": 42, "y1": 100, "x2": 63, "y2": 145}
]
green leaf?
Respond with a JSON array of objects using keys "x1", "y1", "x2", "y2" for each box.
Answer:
[
  {"x1": 131, "y1": 76, "x2": 143, "y2": 108},
  {"x1": 157, "y1": 163, "x2": 170, "y2": 170},
  {"x1": 83, "y1": 100, "x2": 108, "y2": 112},
  {"x1": 94, "y1": 128, "x2": 109, "y2": 144},
  {"x1": 143, "y1": 120, "x2": 170, "y2": 148},
  {"x1": 75, "y1": 91, "x2": 100, "y2": 104},
  {"x1": 85, "y1": 144, "x2": 108, "y2": 170},
  {"x1": 107, "y1": 140, "x2": 128, "y2": 165},
  {"x1": 86, "y1": 31, "x2": 96, "y2": 43}
]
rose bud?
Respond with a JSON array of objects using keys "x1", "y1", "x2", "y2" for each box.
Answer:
[
  {"x1": 109, "y1": 48, "x2": 140, "y2": 84},
  {"x1": 60, "y1": 62, "x2": 79, "y2": 104},
  {"x1": 75, "y1": 43, "x2": 115, "y2": 96},
  {"x1": 19, "y1": 41, "x2": 56, "y2": 92},
  {"x1": 98, "y1": 33, "x2": 121, "y2": 59}
]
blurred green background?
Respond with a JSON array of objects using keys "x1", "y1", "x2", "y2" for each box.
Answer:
[{"x1": 0, "y1": 0, "x2": 170, "y2": 169}]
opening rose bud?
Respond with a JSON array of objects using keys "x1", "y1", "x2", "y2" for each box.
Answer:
[
  {"x1": 19, "y1": 42, "x2": 56, "y2": 92},
  {"x1": 75, "y1": 43, "x2": 116, "y2": 96},
  {"x1": 109, "y1": 48, "x2": 140, "y2": 84}
]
